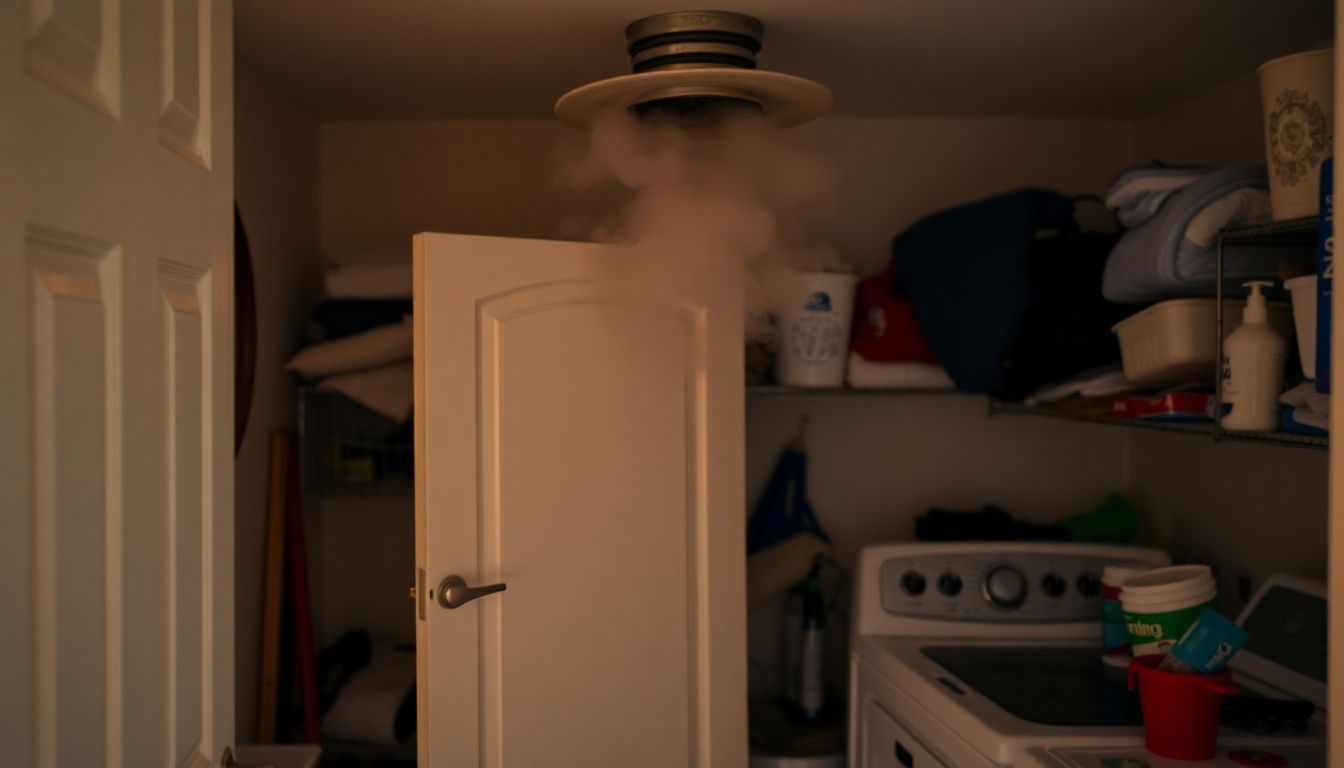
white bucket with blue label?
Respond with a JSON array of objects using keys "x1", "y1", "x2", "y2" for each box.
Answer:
[{"x1": 774, "y1": 271, "x2": 857, "y2": 387}]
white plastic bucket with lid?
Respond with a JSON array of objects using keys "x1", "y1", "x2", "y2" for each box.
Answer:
[
  {"x1": 1285, "y1": 274, "x2": 1317, "y2": 378},
  {"x1": 774, "y1": 271, "x2": 857, "y2": 387},
  {"x1": 1120, "y1": 565, "x2": 1217, "y2": 657},
  {"x1": 1258, "y1": 48, "x2": 1334, "y2": 220},
  {"x1": 1101, "y1": 562, "x2": 1153, "y2": 664}
]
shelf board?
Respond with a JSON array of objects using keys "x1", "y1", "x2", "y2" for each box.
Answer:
[
  {"x1": 746, "y1": 385, "x2": 964, "y2": 396},
  {"x1": 1220, "y1": 215, "x2": 1320, "y2": 246},
  {"x1": 990, "y1": 401, "x2": 1327, "y2": 450}
]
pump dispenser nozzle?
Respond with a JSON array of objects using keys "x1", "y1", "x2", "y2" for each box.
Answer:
[{"x1": 1242, "y1": 280, "x2": 1273, "y2": 323}]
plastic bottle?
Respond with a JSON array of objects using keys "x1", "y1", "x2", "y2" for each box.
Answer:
[
  {"x1": 797, "y1": 560, "x2": 826, "y2": 721},
  {"x1": 1221, "y1": 281, "x2": 1286, "y2": 432}
]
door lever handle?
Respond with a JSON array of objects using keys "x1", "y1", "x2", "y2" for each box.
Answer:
[{"x1": 437, "y1": 575, "x2": 507, "y2": 609}]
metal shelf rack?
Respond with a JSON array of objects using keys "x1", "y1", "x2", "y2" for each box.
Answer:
[
  {"x1": 298, "y1": 386, "x2": 414, "y2": 495},
  {"x1": 1214, "y1": 215, "x2": 1321, "y2": 445}
]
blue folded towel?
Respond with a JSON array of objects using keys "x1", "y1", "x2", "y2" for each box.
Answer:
[{"x1": 1101, "y1": 165, "x2": 1300, "y2": 302}]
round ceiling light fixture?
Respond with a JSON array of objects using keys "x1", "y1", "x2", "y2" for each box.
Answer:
[{"x1": 555, "y1": 10, "x2": 832, "y2": 129}]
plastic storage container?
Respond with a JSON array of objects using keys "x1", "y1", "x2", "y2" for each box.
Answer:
[
  {"x1": 1111, "y1": 299, "x2": 1294, "y2": 387},
  {"x1": 1119, "y1": 564, "x2": 1218, "y2": 657},
  {"x1": 1285, "y1": 274, "x2": 1317, "y2": 378},
  {"x1": 774, "y1": 271, "x2": 858, "y2": 387}
]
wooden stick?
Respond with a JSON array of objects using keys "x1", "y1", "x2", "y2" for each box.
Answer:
[
  {"x1": 257, "y1": 431, "x2": 291, "y2": 742},
  {"x1": 285, "y1": 436, "x2": 321, "y2": 742}
]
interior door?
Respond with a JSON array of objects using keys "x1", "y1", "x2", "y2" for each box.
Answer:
[
  {"x1": 0, "y1": 2, "x2": 234, "y2": 767},
  {"x1": 414, "y1": 233, "x2": 747, "y2": 767}
]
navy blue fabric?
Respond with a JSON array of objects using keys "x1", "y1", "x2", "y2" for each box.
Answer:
[
  {"x1": 313, "y1": 300, "x2": 412, "y2": 340},
  {"x1": 746, "y1": 448, "x2": 829, "y2": 555},
  {"x1": 890, "y1": 189, "x2": 1078, "y2": 393}
]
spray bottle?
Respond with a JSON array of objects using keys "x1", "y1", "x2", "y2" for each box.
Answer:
[{"x1": 1220, "y1": 281, "x2": 1286, "y2": 432}]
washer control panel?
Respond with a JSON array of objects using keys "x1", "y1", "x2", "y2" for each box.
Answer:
[{"x1": 881, "y1": 552, "x2": 1119, "y2": 622}]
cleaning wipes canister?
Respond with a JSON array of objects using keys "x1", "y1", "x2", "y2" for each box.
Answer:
[
  {"x1": 1101, "y1": 562, "x2": 1152, "y2": 663},
  {"x1": 1120, "y1": 565, "x2": 1218, "y2": 657}
]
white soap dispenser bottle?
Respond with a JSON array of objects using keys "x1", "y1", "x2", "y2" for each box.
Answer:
[{"x1": 1221, "y1": 280, "x2": 1286, "y2": 432}]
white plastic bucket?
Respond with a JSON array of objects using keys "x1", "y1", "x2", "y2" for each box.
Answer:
[
  {"x1": 1286, "y1": 274, "x2": 1317, "y2": 378},
  {"x1": 1101, "y1": 562, "x2": 1154, "y2": 661},
  {"x1": 1258, "y1": 48, "x2": 1334, "y2": 220},
  {"x1": 774, "y1": 271, "x2": 857, "y2": 387},
  {"x1": 1120, "y1": 565, "x2": 1217, "y2": 657}
]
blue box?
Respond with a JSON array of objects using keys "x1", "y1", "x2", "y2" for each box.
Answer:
[
  {"x1": 1317, "y1": 157, "x2": 1333, "y2": 393},
  {"x1": 1317, "y1": 160, "x2": 1327, "y2": 392}
]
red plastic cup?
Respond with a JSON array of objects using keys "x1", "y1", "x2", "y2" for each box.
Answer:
[{"x1": 1128, "y1": 655, "x2": 1241, "y2": 760}]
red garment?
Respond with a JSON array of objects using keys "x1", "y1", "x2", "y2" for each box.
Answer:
[{"x1": 849, "y1": 267, "x2": 939, "y2": 364}]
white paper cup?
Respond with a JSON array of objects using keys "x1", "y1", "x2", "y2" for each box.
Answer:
[
  {"x1": 774, "y1": 271, "x2": 857, "y2": 387},
  {"x1": 1258, "y1": 48, "x2": 1334, "y2": 220},
  {"x1": 1120, "y1": 565, "x2": 1217, "y2": 657},
  {"x1": 1285, "y1": 274, "x2": 1318, "y2": 378}
]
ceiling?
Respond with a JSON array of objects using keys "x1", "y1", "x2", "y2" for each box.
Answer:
[{"x1": 234, "y1": 0, "x2": 1333, "y2": 121}]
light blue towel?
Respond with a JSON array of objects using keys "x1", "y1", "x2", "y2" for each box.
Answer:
[{"x1": 1101, "y1": 165, "x2": 1299, "y2": 302}]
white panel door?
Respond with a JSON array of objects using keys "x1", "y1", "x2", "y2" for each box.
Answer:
[
  {"x1": 1, "y1": 1, "x2": 234, "y2": 767},
  {"x1": 414, "y1": 233, "x2": 747, "y2": 767}
]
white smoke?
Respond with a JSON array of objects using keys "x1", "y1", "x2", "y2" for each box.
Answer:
[{"x1": 555, "y1": 109, "x2": 850, "y2": 343}]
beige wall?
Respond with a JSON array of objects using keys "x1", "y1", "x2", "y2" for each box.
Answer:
[
  {"x1": 1132, "y1": 72, "x2": 1266, "y2": 166},
  {"x1": 233, "y1": 59, "x2": 322, "y2": 743}
]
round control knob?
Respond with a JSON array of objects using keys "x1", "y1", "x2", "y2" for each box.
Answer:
[
  {"x1": 937, "y1": 572, "x2": 963, "y2": 596},
  {"x1": 982, "y1": 565, "x2": 1028, "y2": 609},
  {"x1": 1041, "y1": 573, "x2": 1067, "y2": 599},
  {"x1": 900, "y1": 570, "x2": 926, "y2": 596},
  {"x1": 1076, "y1": 572, "x2": 1101, "y2": 597}
]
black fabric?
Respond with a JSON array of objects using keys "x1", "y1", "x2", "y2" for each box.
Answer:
[
  {"x1": 996, "y1": 231, "x2": 1142, "y2": 402},
  {"x1": 313, "y1": 300, "x2": 413, "y2": 340},
  {"x1": 891, "y1": 189, "x2": 1079, "y2": 393},
  {"x1": 914, "y1": 505, "x2": 1069, "y2": 541}
]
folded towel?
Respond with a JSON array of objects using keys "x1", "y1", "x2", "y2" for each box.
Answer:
[
  {"x1": 1102, "y1": 166, "x2": 1300, "y2": 302},
  {"x1": 321, "y1": 645, "x2": 415, "y2": 746},
  {"x1": 845, "y1": 352, "x2": 954, "y2": 389},
  {"x1": 1281, "y1": 381, "x2": 1330, "y2": 427},
  {"x1": 286, "y1": 317, "x2": 412, "y2": 379},
  {"x1": 1024, "y1": 365, "x2": 1139, "y2": 406},
  {"x1": 1105, "y1": 164, "x2": 1208, "y2": 228},
  {"x1": 325, "y1": 262, "x2": 412, "y2": 300},
  {"x1": 317, "y1": 363, "x2": 413, "y2": 421}
]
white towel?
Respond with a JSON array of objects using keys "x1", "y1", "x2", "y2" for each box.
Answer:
[
  {"x1": 845, "y1": 352, "x2": 954, "y2": 389},
  {"x1": 325, "y1": 262, "x2": 412, "y2": 300},
  {"x1": 317, "y1": 362, "x2": 413, "y2": 421},
  {"x1": 286, "y1": 317, "x2": 412, "y2": 379},
  {"x1": 1024, "y1": 366, "x2": 1139, "y2": 406},
  {"x1": 321, "y1": 646, "x2": 415, "y2": 746}
]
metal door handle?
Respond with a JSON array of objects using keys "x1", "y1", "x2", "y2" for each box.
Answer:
[{"x1": 437, "y1": 575, "x2": 507, "y2": 609}]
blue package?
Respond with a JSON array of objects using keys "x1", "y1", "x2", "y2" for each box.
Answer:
[
  {"x1": 1317, "y1": 157, "x2": 1333, "y2": 393},
  {"x1": 1165, "y1": 609, "x2": 1249, "y2": 674}
]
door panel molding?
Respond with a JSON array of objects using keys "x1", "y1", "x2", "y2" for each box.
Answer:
[
  {"x1": 157, "y1": 0, "x2": 211, "y2": 167},
  {"x1": 475, "y1": 280, "x2": 712, "y2": 766},
  {"x1": 159, "y1": 260, "x2": 212, "y2": 768},
  {"x1": 28, "y1": 223, "x2": 123, "y2": 768},
  {"x1": 25, "y1": 0, "x2": 120, "y2": 118}
]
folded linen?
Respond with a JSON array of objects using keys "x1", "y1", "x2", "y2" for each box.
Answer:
[
  {"x1": 317, "y1": 362, "x2": 413, "y2": 422},
  {"x1": 1024, "y1": 365, "x2": 1139, "y2": 406},
  {"x1": 286, "y1": 317, "x2": 411, "y2": 379},
  {"x1": 845, "y1": 352, "x2": 954, "y2": 389},
  {"x1": 325, "y1": 262, "x2": 412, "y2": 300},
  {"x1": 1105, "y1": 164, "x2": 1208, "y2": 228},
  {"x1": 1280, "y1": 380, "x2": 1330, "y2": 431},
  {"x1": 1102, "y1": 165, "x2": 1301, "y2": 302}
]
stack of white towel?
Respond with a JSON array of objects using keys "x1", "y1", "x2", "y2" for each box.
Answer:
[{"x1": 287, "y1": 262, "x2": 415, "y2": 421}]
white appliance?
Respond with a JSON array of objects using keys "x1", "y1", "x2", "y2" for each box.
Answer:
[{"x1": 848, "y1": 543, "x2": 1328, "y2": 768}]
